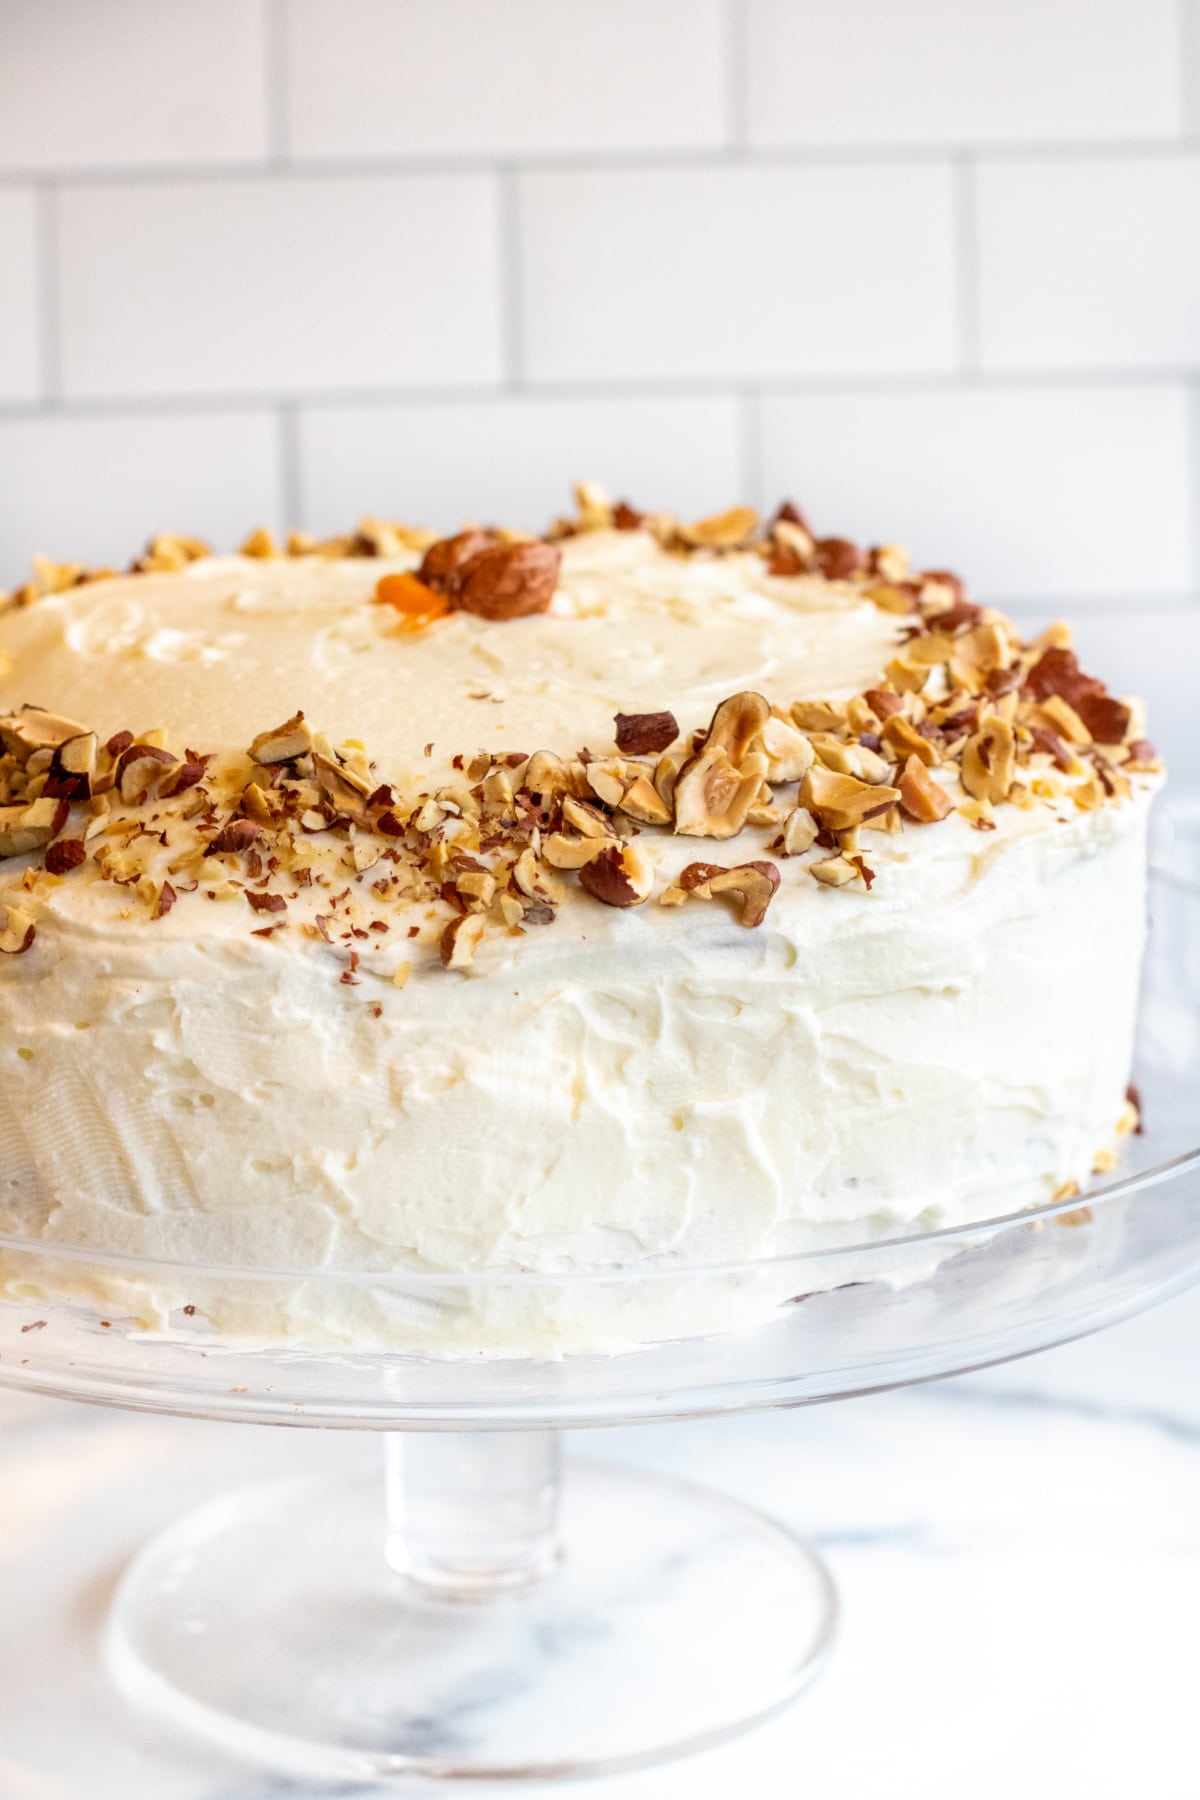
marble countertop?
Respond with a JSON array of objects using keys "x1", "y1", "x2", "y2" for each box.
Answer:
[{"x1": 2, "y1": 1281, "x2": 1198, "y2": 1800}]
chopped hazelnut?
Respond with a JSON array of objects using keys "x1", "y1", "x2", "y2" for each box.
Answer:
[
  {"x1": 678, "y1": 506, "x2": 759, "y2": 548},
  {"x1": 865, "y1": 582, "x2": 919, "y2": 616},
  {"x1": 117, "y1": 743, "x2": 178, "y2": 806},
  {"x1": 522, "y1": 750, "x2": 574, "y2": 802},
  {"x1": 881, "y1": 714, "x2": 938, "y2": 767},
  {"x1": 561, "y1": 794, "x2": 611, "y2": 838},
  {"x1": 808, "y1": 734, "x2": 892, "y2": 785},
  {"x1": 614, "y1": 710, "x2": 678, "y2": 756},
  {"x1": 1031, "y1": 694, "x2": 1091, "y2": 745},
  {"x1": 618, "y1": 774, "x2": 672, "y2": 826},
  {"x1": 578, "y1": 842, "x2": 654, "y2": 908},
  {"x1": 45, "y1": 837, "x2": 87, "y2": 876},
  {"x1": 0, "y1": 903, "x2": 36, "y2": 952},
  {"x1": 896, "y1": 754, "x2": 953, "y2": 822},
  {"x1": 948, "y1": 622, "x2": 1010, "y2": 692},
  {"x1": 653, "y1": 744, "x2": 689, "y2": 813},
  {"x1": 799, "y1": 764, "x2": 900, "y2": 833},
  {"x1": 241, "y1": 782, "x2": 278, "y2": 825},
  {"x1": 574, "y1": 480, "x2": 614, "y2": 532},
  {"x1": 455, "y1": 869, "x2": 496, "y2": 911},
  {"x1": 440, "y1": 912, "x2": 486, "y2": 969},
  {"x1": 239, "y1": 526, "x2": 279, "y2": 558},
  {"x1": 814, "y1": 537, "x2": 864, "y2": 581},
  {"x1": 864, "y1": 688, "x2": 904, "y2": 720},
  {"x1": 810, "y1": 855, "x2": 859, "y2": 888},
  {"x1": 584, "y1": 760, "x2": 628, "y2": 808},
  {"x1": 673, "y1": 692, "x2": 771, "y2": 839},
  {"x1": 760, "y1": 713, "x2": 815, "y2": 783},
  {"x1": 44, "y1": 731, "x2": 99, "y2": 800},
  {"x1": 0, "y1": 706, "x2": 91, "y2": 764},
  {"x1": 765, "y1": 519, "x2": 814, "y2": 574},
  {"x1": 677, "y1": 859, "x2": 781, "y2": 927},
  {"x1": 781, "y1": 807, "x2": 819, "y2": 856},
  {"x1": 961, "y1": 717, "x2": 1017, "y2": 805},
  {"x1": 543, "y1": 832, "x2": 611, "y2": 870},
  {"x1": 0, "y1": 797, "x2": 69, "y2": 858},
  {"x1": 209, "y1": 819, "x2": 262, "y2": 856},
  {"x1": 313, "y1": 751, "x2": 373, "y2": 821},
  {"x1": 789, "y1": 699, "x2": 845, "y2": 733},
  {"x1": 1076, "y1": 693, "x2": 1132, "y2": 746},
  {"x1": 249, "y1": 712, "x2": 314, "y2": 765},
  {"x1": 513, "y1": 848, "x2": 565, "y2": 906}
]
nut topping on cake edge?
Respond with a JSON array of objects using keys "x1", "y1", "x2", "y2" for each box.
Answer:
[{"x1": 0, "y1": 483, "x2": 1162, "y2": 983}]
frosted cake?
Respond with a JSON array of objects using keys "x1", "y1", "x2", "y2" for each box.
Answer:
[{"x1": 0, "y1": 488, "x2": 1158, "y2": 1350}]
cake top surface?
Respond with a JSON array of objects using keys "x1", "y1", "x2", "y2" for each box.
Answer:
[
  {"x1": 0, "y1": 490, "x2": 1161, "y2": 974},
  {"x1": 0, "y1": 529, "x2": 900, "y2": 793}
]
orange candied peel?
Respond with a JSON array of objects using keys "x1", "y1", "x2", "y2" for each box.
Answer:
[{"x1": 375, "y1": 572, "x2": 449, "y2": 630}]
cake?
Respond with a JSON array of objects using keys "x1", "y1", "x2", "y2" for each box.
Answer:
[{"x1": 0, "y1": 487, "x2": 1159, "y2": 1353}]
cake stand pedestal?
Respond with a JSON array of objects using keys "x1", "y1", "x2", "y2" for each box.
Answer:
[
  {"x1": 2, "y1": 867, "x2": 1199, "y2": 1784},
  {"x1": 105, "y1": 1433, "x2": 835, "y2": 1781}
]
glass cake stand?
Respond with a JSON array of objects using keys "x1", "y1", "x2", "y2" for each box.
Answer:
[{"x1": 1, "y1": 856, "x2": 1198, "y2": 1785}]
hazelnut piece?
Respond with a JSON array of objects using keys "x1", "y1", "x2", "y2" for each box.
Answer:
[
  {"x1": 896, "y1": 754, "x2": 954, "y2": 822},
  {"x1": 452, "y1": 542, "x2": 561, "y2": 621},
  {"x1": 678, "y1": 859, "x2": 782, "y2": 927},
  {"x1": 673, "y1": 691, "x2": 771, "y2": 840},
  {"x1": 313, "y1": 752, "x2": 373, "y2": 821},
  {"x1": 614, "y1": 710, "x2": 679, "y2": 756},
  {"x1": 961, "y1": 717, "x2": 1017, "y2": 805},
  {"x1": 678, "y1": 506, "x2": 759, "y2": 548},
  {"x1": 45, "y1": 731, "x2": 99, "y2": 800},
  {"x1": 578, "y1": 842, "x2": 654, "y2": 908},
  {"x1": 799, "y1": 765, "x2": 900, "y2": 833},
  {"x1": 117, "y1": 744, "x2": 178, "y2": 806},
  {"x1": 0, "y1": 904, "x2": 35, "y2": 953},
  {"x1": 882, "y1": 715, "x2": 938, "y2": 767},
  {"x1": 0, "y1": 706, "x2": 90, "y2": 764},
  {"x1": 440, "y1": 912, "x2": 486, "y2": 970},
  {"x1": 0, "y1": 797, "x2": 70, "y2": 858},
  {"x1": 249, "y1": 712, "x2": 314, "y2": 765}
]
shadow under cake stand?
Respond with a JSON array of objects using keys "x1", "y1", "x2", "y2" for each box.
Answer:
[{"x1": 1, "y1": 867, "x2": 1198, "y2": 1784}]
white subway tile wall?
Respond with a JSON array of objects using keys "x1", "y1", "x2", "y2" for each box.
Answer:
[
  {"x1": 759, "y1": 384, "x2": 1194, "y2": 603},
  {"x1": 284, "y1": 0, "x2": 729, "y2": 158},
  {"x1": 745, "y1": 0, "x2": 1182, "y2": 147},
  {"x1": 0, "y1": 411, "x2": 283, "y2": 574},
  {"x1": 518, "y1": 164, "x2": 960, "y2": 380},
  {"x1": 0, "y1": 0, "x2": 269, "y2": 171},
  {"x1": 58, "y1": 175, "x2": 503, "y2": 398},
  {"x1": 297, "y1": 396, "x2": 746, "y2": 536},
  {"x1": 977, "y1": 158, "x2": 1200, "y2": 370},
  {"x1": 2, "y1": 0, "x2": 1199, "y2": 650}
]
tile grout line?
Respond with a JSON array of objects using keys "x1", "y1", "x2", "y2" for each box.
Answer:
[
  {"x1": 1, "y1": 137, "x2": 1197, "y2": 190},
  {"x1": 951, "y1": 155, "x2": 981, "y2": 375},
  {"x1": 496, "y1": 166, "x2": 524, "y2": 390},
  {"x1": 32, "y1": 181, "x2": 62, "y2": 405},
  {"x1": 4, "y1": 368, "x2": 1200, "y2": 425}
]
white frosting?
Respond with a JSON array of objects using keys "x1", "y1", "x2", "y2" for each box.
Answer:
[{"x1": 0, "y1": 534, "x2": 1155, "y2": 1353}]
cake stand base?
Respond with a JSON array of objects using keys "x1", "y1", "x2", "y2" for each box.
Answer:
[{"x1": 103, "y1": 1452, "x2": 837, "y2": 1784}]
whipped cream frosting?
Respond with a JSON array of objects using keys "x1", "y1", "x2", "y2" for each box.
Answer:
[{"x1": 0, "y1": 529, "x2": 1156, "y2": 1353}]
